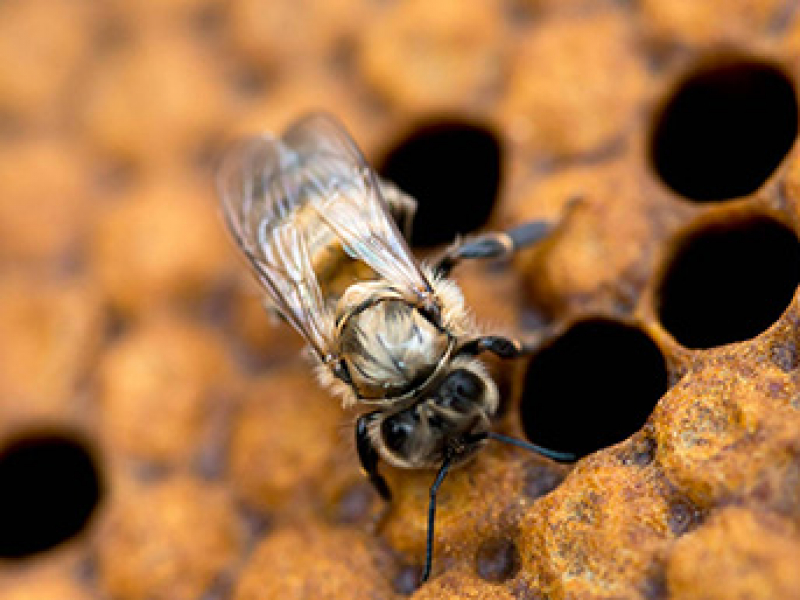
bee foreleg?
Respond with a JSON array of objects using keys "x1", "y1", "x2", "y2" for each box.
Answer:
[
  {"x1": 356, "y1": 412, "x2": 392, "y2": 502},
  {"x1": 433, "y1": 220, "x2": 552, "y2": 277}
]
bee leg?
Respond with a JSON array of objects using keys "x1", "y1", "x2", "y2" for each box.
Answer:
[
  {"x1": 356, "y1": 412, "x2": 392, "y2": 502},
  {"x1": 379, "y1": 177, "x2": 418, "y2": 239},
  {"x1": 433, "y1": 220, "x2": 552, "y2": 277},
  {"x1": 421, "y1": 454, "x2": 454, "y2": 584},
  {"x1": 458, "y1": 335, "x2": 525, "y2": 359}
]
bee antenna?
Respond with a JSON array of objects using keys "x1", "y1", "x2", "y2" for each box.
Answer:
[{"x1": 485, "y1": 431, "x2": 576, "y2": 463}]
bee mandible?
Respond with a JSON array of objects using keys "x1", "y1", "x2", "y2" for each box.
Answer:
[{"x1": 216, "y1": 113, "x2": 575, "y2": 583}]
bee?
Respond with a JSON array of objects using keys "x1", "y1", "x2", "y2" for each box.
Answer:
[{"x1": 217, "y1": 113, "x2": 575, "y2": 583}]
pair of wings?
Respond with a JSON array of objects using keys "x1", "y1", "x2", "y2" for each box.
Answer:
[{"x1": 217, "y1": 113, "x2": 434, "y2": 362}]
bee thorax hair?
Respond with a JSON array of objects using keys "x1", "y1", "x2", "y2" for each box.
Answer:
[
  {"x1": 339, "y1": 298, "x2": 449, "y2": 400},
  {"x1": 316, "y1": 270, "x2": 482, "y2": 408}
]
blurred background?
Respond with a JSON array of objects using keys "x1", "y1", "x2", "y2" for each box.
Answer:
[{"x1": 0, "y1": 0, "x2": 799, "y2": 598}]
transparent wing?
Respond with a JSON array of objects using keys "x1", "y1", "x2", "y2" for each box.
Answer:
[
  {"x1": 283, "y1": 113, "x2": 435, "y2": 302},
  {"x1": 216, "y1": 134, "x2": 336, "y2": 361}
]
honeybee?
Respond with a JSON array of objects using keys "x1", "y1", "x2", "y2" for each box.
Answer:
[{"x1": 217, "y1": 113, "x2": 574, "y2": 583}]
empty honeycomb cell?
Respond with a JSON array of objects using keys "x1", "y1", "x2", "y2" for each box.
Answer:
[
  {"x1": 656, "y1": 216, "x2": 800, "y2": 349},
  {"x1": 378, "y1": 120, "x2": 502, "y2": 247},
  {"x1": 649, "y1": 57, "x2": 798, "y2": 202},
  {"x1": 0, "y1": 431, "x2": 103, "y2": 559},
  {"x1": 97, "y1": 475, "x2": 242, "y2": 600},
  {"x1": 520, "y1": 319, "x2": 668, "y2": 458}
]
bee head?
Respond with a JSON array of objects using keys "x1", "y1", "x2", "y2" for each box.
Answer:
[{"x1": 374, "y1": 360, "x2": 498, "y2": 469}]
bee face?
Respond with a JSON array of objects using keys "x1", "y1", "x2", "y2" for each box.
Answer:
[{"x1": 374, "y1": 365, "x2": 496, "y2": 469}]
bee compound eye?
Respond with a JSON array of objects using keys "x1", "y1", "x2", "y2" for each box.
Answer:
[
  {"x1": 438, "y1": 369, "x2": 484, "y2": 409},
  {"x1": 454, "y1": 370, "x2": 483, "y2": 399},
  {"x1": 381, "y1": 414, "x2": 415, "y2": 453}
]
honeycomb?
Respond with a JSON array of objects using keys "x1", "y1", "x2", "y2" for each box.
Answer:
[{"x1": 1, "y1": 0, "x2": 799, "y2": 598}]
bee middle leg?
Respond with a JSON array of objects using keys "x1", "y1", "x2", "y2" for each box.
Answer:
[
  {"x1": 433, "y1": 220, "x2": 552, "y2": 278},
  {"x1": 379, "y1": 177, "x2": 418, "y2": 239},
  {"x1": 458, "y1": 335, "x2": 525, "y2": 359}
]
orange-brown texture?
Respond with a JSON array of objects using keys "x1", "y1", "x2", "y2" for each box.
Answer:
[
  {"x1": 96, "y1": 475, "x2": 243, "y2": 600},
  {"x1": 89, "y1": 177, "x2": 232, "y2": 316},
  {"x1": 0, "y1": 0, "x2": 799, "y2": 599}
]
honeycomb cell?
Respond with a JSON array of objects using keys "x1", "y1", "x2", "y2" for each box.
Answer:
[
  {"x1": 653, "y1": 360, "x2": 800, "y2": 507},
  {"x1": 233, "y1": 527, "x2": 395, "y2": 599},
  {"x1": 666, "y1": 507, "x2": 800, "y2": 600},
  {"x1": 474, "y1": 537, "x2": 520, "y2": 583},
  {"x1": 0, "y1": 568, "x2": 92, "y2": 600},
  {"x1": 518, "y1": 458, "x2": 672, "y2": 598},
  {"x1": 228, "y1": 368, "x2": 345, "y2": 511},
  {"x1": 0, "y1": 138, "x2": 91, "y2": 265},
  {"x1": 378, "y1": 120, "x2": 502, "y2": 247},
  {"x1": 410, "y1": 569, "x2": 517, "y2": 599},
  {"x1": 357, "y1": 0, "x2": 504, "y2": 112},
  {"x1": 0, "y1": 276, "x2": 105, "y2": 420},
  {"x1": 227, "y1": 0, "x2": 368, "y2": 74},
  {"x1": 96, "y1": 316, "x2": 233, "y2": 466},
  {"x1": 0, "y1": 431, "x2": 103, "y2": 558},
  {"x1": 649, "y1": 58, "x2": 798, "y2": 202},
  {"x1": 641, "y1": 0, "x2": 787, "y2": 50},
  {"x1": 656, "y1": 216, "x2": 800, "y2": 348},
  {"x1": 0, "y1": 0, "x2": 93, "y2": 121},
  {"x1": 521, "y1": 319, "x2": 668, "y2": 458},
  {"x1": 80, "y1": 33, "x2": 225, "y2": 169},
  {"x1": 500, "y1": 11, "x2": 647, "y2": 158},
  {"x1": 97, "y1": 475, "x2": 242, "y2": 600},
  {"x1": 90, "y1": 177, "x2": 233, "y2": 316},
  {"x1": 1, "y1": 0, "x2": 799, "y2": 597}
]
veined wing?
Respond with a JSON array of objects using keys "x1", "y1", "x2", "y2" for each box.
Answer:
[
  {"x1": 283, "y1": 113, "x2": 436, "y2": 304},
  {"x1": 216, "y1": 133, "x2": 335, "y2": 361}
]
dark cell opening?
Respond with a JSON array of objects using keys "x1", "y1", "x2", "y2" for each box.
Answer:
[
  {"x1": 657, "y1": 217, "x2": 800, "y2": 349},
  {"x1": 377, "y1": 120, "x2": 502, "y2": 247},
  {"x1": 521, "y1": 319, "x2": 668, "y2": 459},
  {"x1": 0, "y1": 431, "x2": 103, "y2": 558},
  {"x1": 649, "y1": 58, "x2": 798, "y2": 201}
]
